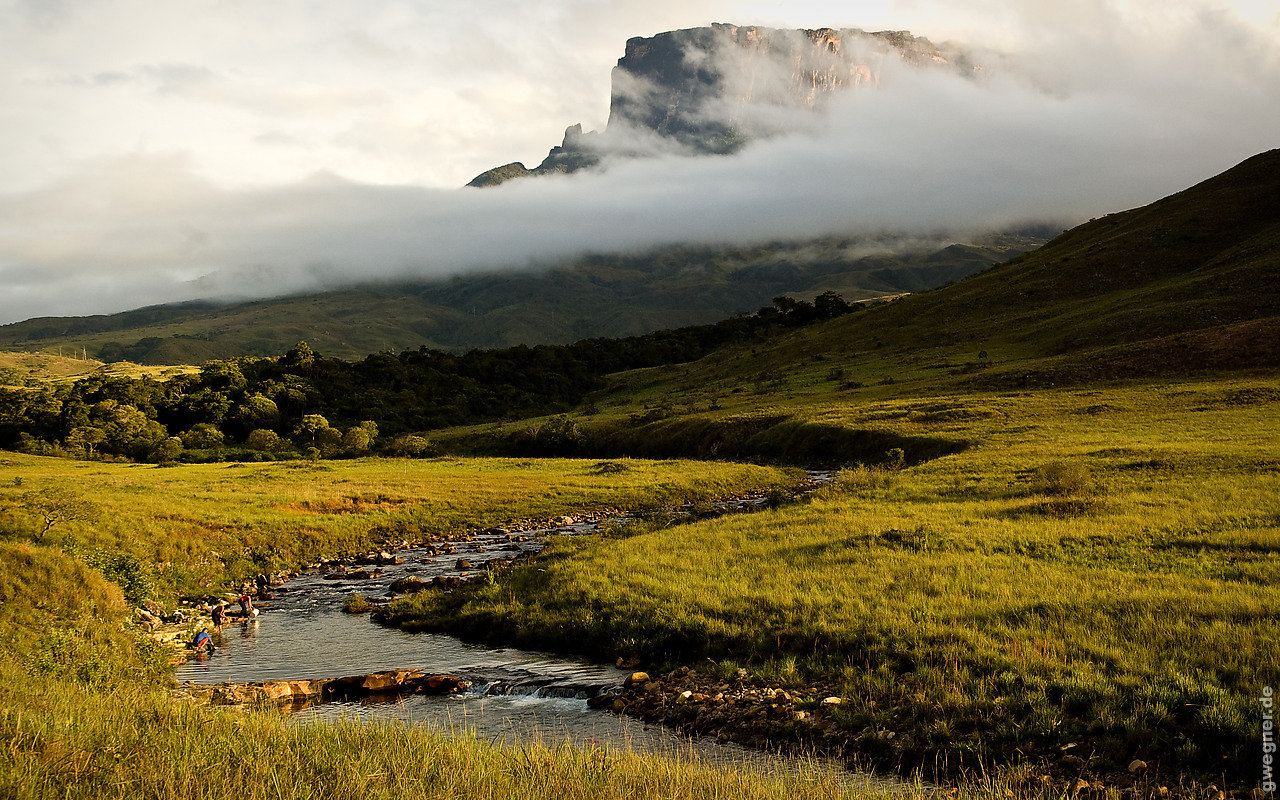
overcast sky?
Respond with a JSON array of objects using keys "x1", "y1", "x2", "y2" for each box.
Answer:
[{"x1": 1, "y1": 0, "x2": 1278, "y2": 324}]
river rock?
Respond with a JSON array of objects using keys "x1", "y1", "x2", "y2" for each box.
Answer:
[
  {"x1": 624, "y1": 671, "x2": 650, "y2": 688},
  {"x1": 256, "y1": 681, "x2": 297, "y2": 701},
  {"x1": 324, "y1": 670, "x2": 469, "y2": 700},
  {"x1": 455, "y1": 559, "x2": 473, "y2": 570},
  {"x1": 334, "y1": 669, "x2": 426, "y2": 694},
  {"x1": 135, "y1": 607, "x2": 161, "y2": 631},
  {"x1": 422, "y1": 675, "x2": 470, "y2": 694},
  {"x1": 388, "y1": 576, "x2": 429, "y2": 594}
]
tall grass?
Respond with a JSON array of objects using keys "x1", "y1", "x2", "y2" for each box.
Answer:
[
  {"x1": 2, "y1": 673, "x2": 914, "y2": 800},
  {"x1": 0, "y1": 455, "x2": 798, "y2": 599},
  {"x1": 0, "y1": 478, "x2": 927, "y2": 800}
]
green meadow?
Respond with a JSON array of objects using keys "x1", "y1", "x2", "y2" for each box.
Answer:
[
  {"x1": 2, "y1": 371, "x2": 1277, "y2": 794},
  {"x1": 383, "y1": 375, "x2": 1280, "y2": 782},
  {"x1": 0, "y1": 454, "x2": 798, "y2": 597},
  {"x1": 1, "y1": 455, "x2": 838, "y2": 799}
]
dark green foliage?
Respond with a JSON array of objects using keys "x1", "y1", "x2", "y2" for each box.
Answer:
[
  {"x1": 582, "y1": 415, "x2": 965, "y2": 466},
  {"x1": 78, "y1": 549, "x2": 155, "y2": 607},
  {"x1": 0, "y1": 297, "x2": 864, "y2": 460}
]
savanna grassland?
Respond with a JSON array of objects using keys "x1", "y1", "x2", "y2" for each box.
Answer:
[
  {"x1": 3, "y1": 455, "x2": 878, "y2": 800},
  {"x1": 0, "y1": 454, "x2": 799, "y2": 598},
  {"x1": 387, "y1": 375, "x2": 1280, "y2": 786}
]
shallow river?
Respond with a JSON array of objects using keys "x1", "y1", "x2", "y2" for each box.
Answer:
[{"x1": 173, "y1": 478, "x2": 898, "y2": 784}]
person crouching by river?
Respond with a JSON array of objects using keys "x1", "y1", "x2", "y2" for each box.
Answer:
[
  {"x1": 211, "y1": 600, "x2": 228, "y2": 629},
  {"x1": 193, "y1": 629, "x2": 214, "y2": 655},
  {"x1": 237, "y1": 593, "x2": 257, "y2": 618}
]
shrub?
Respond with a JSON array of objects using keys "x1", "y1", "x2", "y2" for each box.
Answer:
[
  {"x1": 80, "y1": 549, "x2": 155, "y2": 607},
  {"x1": 246, "y1": 429, "x2": 281, "y2": 451},
  {"x1": 831, "y1": 464, "x2": 896, "y2": 493},
  {"x1": 181, "y1": 423, "x2": 225, "y2": 449},
  {"x1": 342, "y1": 593, "x2": 374, "y2": 614},
  {"x1": 1034, "y1": 461, "x2": 1096, "y2": 496}
]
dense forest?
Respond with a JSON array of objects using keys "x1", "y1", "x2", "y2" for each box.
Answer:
[{"x1": 0, "y1": 293, "x2": 860, "y2": 462}]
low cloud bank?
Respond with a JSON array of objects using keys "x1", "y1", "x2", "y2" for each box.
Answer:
[{"x1": 1, "y1": 2, "x2": 1277, "y2": 324}]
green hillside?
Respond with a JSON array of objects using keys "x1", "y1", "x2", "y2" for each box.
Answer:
[
  {"x1": 0, "y1": 232, "x2": 1045, "y2": 365},
  {"x1": 623, "y1": 147, "x2": 1280, "y2": 405}
]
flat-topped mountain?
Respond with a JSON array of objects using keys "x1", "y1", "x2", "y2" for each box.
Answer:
[{"x1": 469, "y1": 24, "x2": 974, "y2": 187}]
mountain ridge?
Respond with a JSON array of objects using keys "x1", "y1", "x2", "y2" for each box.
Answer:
[
  {"x1": 0, "y1": 233, "x2": 1046, "y2": 364},
  {"x1": 469, "y1": 24, "x2": 973, "y2": 187}
]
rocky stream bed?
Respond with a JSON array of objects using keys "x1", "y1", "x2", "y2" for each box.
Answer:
[{"x1": 151, "y1": 474, "x2": 1221, "y2": 798}]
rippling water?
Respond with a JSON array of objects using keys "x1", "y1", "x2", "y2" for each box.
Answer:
[{"x1": 173, "y1": 477, "x2": 897, "y2": 785}]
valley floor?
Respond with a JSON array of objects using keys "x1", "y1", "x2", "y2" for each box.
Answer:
[
  {"x1": 1, "y1": 374, "x2": 1276, "y2": 797},
  {"x1": 381, "y1": 374, "x2": 1280, "y2": 792}
]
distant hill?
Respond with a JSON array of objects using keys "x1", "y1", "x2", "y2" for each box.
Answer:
[
  {"x1": 672, "y1": 148, "x2": 1280, "y2": 390},
  {"x1": 0, "y1": 232, "x2": 1046, "y2": 365}
]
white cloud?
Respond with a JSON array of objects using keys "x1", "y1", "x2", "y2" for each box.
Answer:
[{"x1": 0, "y1": 0, "x2": 1277, "y2": 324}]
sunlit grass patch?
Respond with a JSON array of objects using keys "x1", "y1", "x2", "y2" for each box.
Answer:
[{"x1": 383, "y1": 376, "x2": 1280, "y2": 779}]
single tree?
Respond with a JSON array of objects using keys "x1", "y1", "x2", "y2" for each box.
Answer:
[{"x1": 21, "y1": 488, "x2": 98, "y2": 539}]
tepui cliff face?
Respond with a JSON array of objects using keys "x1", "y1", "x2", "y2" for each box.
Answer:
[{"x1": 469, "y1": 23, "x2": 975, "y2": 187}]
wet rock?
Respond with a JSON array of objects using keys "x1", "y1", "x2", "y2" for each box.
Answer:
[
  {"x1": 388, "y1": 576, "x2": 429, "y2": 594},
  {"x1": 346, "y1": 569, "x2": 372, "y2": 580},
  {"x1": 624, "y1": 672, "x2": 651, "y2": 688},
  {"x1": 422, "y1": 675, "x2": 469, "y2": 694},
  {"x1": 455, "y1": 559, "x2": 474, "y2": 570}
]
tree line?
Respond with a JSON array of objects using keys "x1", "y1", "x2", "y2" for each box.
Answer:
[{"x1": 0, "y1": 293, "x2": 860, "y2": 462}]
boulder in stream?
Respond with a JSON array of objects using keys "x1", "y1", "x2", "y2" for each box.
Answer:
[{"x1": 387, "y1": 576, "x2": 429, "y2": 594}]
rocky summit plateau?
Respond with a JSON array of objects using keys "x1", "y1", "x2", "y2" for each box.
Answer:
[{"x1": 468, "y1": 23, "x2": 978, "y2": 186}]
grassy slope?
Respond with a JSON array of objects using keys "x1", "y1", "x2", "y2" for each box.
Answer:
[
  {"x1": 0, "y1": 553, "x2": 908, "y2": 800},
  {"x1": 0, "y1": 352, "x2": 197, "y2": 387},
  {"x1": 403, "y1": 377, "x2": 1280, "y2": 779}
]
